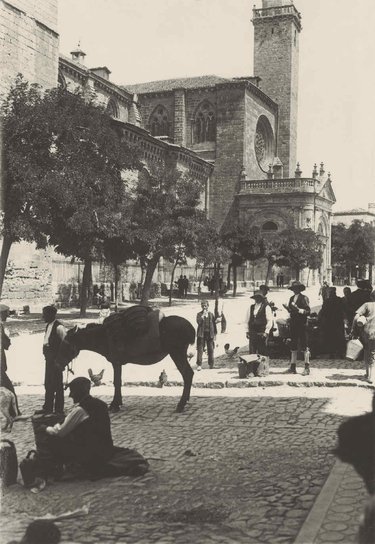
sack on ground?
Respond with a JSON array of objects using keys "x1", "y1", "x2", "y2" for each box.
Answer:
[
  {"x1": 19, "y1": 450, "x2": 39, "y2": 487},
  {"x1": 104, "y1": 447, "x2": 149, "y2": 477},
  {"x1": 346, "y1": 338, "x2": 363, "y2": 361},
  {"x1": 0, "y1": 439, "x2": 18, "y2": 487}
]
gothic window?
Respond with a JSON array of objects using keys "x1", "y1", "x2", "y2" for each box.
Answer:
[
  {"x1": 149, "y1": 106, "x2": 170, "y2": 137},
  {"x1": 262, "y1": 221, "x2": 278, "y2": 231},
  {"x1": 193, "y1": 101, "x2": 216, "y2": 143},
  {"x1": 106, "y1": 99, "x2": 119, "y2": 119}
]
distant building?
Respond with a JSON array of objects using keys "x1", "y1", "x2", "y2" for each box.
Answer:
[{"x1": 332, "y1": 204, "x2": 375, "y2": 227}]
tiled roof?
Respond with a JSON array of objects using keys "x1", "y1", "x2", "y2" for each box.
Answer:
[{"x1": 122, "y1": 75, "x2": 231, "y2": 94}]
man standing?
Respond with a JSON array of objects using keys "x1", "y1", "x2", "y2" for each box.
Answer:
[
  {"x1": 286, "y1": 281, "x2": 311, "y2": 375},
  {"x1": 35, "y1": 306, "x2": 67, "y2": 415},
  {"x1": 347, "y1": 279, "x2": 372, "y2": 327},
  {"x1": 0, "y1": 303, "x2": 20, "y2": 416},
  {"x1": 245, "y1": 291, "x2": 273, "y2": 356},
  {"x1": 196, "y1": 300, "x2": 217, "y2": 370}
]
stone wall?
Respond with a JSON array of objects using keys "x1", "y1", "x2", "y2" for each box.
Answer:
[{"x1": 0, "y1": 0, "x2": 59, "y2": 98}]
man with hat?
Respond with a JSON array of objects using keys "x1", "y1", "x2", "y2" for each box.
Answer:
[
  {"x1": 39, "y1": 377, "x2": 148, "y2": 479},
  {"x1": 245, "y1": 291, "x2": 273, "y2": 356},
  {"x1": 35, "y1": 306, "x2": 67, "y2": 415},
  {"x1": 196, "y1": 300, "x2": 217, "y2": 370},
  {"x1": 0, "y1": 303, "x2": 20, "y2": 416},
  {"x1": 347, "y1": 279, "x2": 372, "y2": 327},
  {"x1": 286, "y1": 280, "x2": 311, "y2": 375}
]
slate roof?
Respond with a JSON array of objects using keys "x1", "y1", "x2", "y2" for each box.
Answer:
[{"x1": 122, "y1": 75, "x2": 231, "y2": 94}]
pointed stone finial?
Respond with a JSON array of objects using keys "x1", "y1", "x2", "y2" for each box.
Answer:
[
  {"x1": 327, "y1": 172, "x2": 332, "y2": 181},
  {"x1": 319, "y1": 162, "x2": 325, "y2": 176},
  {"x1": 267, "y1": 164, "x2": 273, "y2": 179},
  {"x1": 312, "y1": 163, "x2": 318, "y2": 179},
  {"x1": 295, "y1": 162, "x2": 302, "y2": 178},
  {"x1": 240, "y1": 165, "x2": 247, "y2": 181}
]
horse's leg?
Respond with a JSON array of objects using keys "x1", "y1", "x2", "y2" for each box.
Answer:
[
  {"x1": 109, "y1": 363, "x2": 123, "y2": 412},
  {"x1": 169, "y1": 345, "x2": 194, "y2": 412}
]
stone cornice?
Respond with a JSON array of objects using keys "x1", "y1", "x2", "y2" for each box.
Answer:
[
  {"x1": 252, "y1": 4, "x2": 302, "y2": 32},
  {"x1": 112, "y1": 120, "x2": 214, "y2": 174},
  {"x1": 59, "y1": 55, "x2": 133, "y2": 105}
]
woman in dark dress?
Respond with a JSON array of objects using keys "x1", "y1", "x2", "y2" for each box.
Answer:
[{"x1": 318, "y1": 287, "x2": 346, "y2": 358}]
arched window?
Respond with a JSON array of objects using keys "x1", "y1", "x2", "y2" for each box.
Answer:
[
  {"x1": 262, "y1": 221, "x2": 278, "y2": 231},
  {"x1": 106, "y1": 99, "x2": 119, "y2": 119},
  {"x1": 149, "y1": 106, "x2": 170, "y2": 137},
  {"x1": 193, "y1": 101, "x2": 216, "y2": 143}
]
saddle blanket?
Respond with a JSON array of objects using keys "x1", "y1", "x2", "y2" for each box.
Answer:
[{"x1": 104, "y1": 307, "x2": 166, "y2": 364}]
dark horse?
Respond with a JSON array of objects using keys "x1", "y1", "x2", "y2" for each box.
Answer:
[{"x1": 56, "y1": 311, "x2": 196, "y2": 413}]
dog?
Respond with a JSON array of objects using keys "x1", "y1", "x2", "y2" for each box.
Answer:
[{"x1": 0, "y1": 387, "x2": 17, "y2": 432}]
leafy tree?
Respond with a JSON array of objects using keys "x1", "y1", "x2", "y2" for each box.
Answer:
[
  {"x1": 279, "y1": 228, "x2": 323, "y2": 280},
  {"x1": 129, "y1": 167, "x2": 209, "y2": 305},
  {"x1": 36, "y1": 87, "x2": 141, "y2": 315},
  {"x1": 0, "y1": 75, "x2": 51, "y2": 295},
  {"x1": 221, "y1": 223, "x2": 263, "y2": 296},
  {"x1": 332, "y1": 221, "x2": 375, "y2": 281}
]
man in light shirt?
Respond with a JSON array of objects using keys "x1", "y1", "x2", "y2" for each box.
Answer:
[
  {"x1": 35, "y1": 306, "x2": 67, "y2": 415},
  {"x1": 245, "y1": 291, "x2": 273, "y2": 356}
]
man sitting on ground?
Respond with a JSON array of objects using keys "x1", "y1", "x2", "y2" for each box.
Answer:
[{"x1": 38, "y1": 377, "x2": 148, "y2": 480}]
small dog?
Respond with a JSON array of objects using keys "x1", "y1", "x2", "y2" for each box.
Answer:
[{"x1": 0, "y1": 387, "x2": 17, "y2": 432}]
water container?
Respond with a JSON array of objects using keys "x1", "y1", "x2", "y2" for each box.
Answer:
[{"x1": 346, "y1": 338, "x2": 363, "y2": 361}]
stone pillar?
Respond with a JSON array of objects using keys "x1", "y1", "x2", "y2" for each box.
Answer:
[{"x1": 174, "y1": 89, "x2": 186, "y2": 145}]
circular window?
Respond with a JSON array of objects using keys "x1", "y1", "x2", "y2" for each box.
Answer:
[{"x1": 255, "y1": 116, "x2": 275, "y2": 172}]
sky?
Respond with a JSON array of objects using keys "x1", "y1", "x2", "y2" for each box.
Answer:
[{"x1": 58, "y1": 0, "x2": 375, "y2": 212}]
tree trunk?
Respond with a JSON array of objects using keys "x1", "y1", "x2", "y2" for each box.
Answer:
[
  {"x1": 232, "y1": 265, "x2": 237, "y2": 297},
  {"x1": 265, "y1": 259, "x2": 273, "y2": 285},
  {"x1": 296, "y1": 266, "x2": 300, "y2": 281},
  {"x1": 141, "y1": 256, "x2": 159, "y2": 305},
  {"x1": 169, "y1": 260, "x2": 179, "y2": 306},
  {"x1": 0, "y1": 235, "x2": 12, "y2": 298},
  {"x1": 114, "y1": 263, "x2": 121, "y2": 312},
  {"x1": 226, "y1": 263, "x2": 231, "y2": 291},
  {"x1": 213, "y1": 263, "x2": 221, "y2": 317},
  {"x1": 198, "y1": 265, "x2": 206, "y2": 296},
  {"x1": 80, "y1": 258, "x2": 92, "y2": 317}
]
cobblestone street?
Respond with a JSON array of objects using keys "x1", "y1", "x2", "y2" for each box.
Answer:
[
  {"x1": 1, "y1": 289, "x2": 373, "y2": 543},
  {"x1": 1, "y1": 387, "x2": 372, "y2": 544}
]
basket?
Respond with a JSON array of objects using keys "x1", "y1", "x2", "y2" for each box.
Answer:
[{"x1": 345, "y1": 338, "x2": 363, "y2": 361}]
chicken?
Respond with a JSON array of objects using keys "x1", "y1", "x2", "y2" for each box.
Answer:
[
  {"x1": 88, "y1": 368, "x2": 105, "y2": 387},
  {"x1": 224, "y1": 343, "x2": 240, "y2": 358},
  {"x1": 158, "y1": 370, "x2": 168, "y2": 388}
]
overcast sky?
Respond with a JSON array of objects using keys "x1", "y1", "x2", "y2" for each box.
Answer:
[{"x1": 58, "y1": 0, "x2": 375, "y2": 212}]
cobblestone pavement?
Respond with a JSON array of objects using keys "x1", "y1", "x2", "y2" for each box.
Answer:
[{"x1": 1, "y1": 388, "x2": 372, "y2": 544}]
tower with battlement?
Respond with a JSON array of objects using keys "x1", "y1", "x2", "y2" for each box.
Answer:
[{"x1": 253, "y1": 0, "x2": 302, "y2": 177}]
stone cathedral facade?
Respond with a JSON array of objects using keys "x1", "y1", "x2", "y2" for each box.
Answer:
[
  {"x1": 124, "y1": 0, "x2": 336, "y2": 284},
  {"x1": 1, "y1": 0, "x2": 336, "y2": 306}
]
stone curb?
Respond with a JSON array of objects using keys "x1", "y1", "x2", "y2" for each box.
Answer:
[
  {"x1": 294, "y1": 460, "x2": 348, "y2": 544},
  {"x1": 118, "y1": 380, "x2": 374, "y2": 390}
]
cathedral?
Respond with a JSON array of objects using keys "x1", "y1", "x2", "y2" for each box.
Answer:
[{"x1": 1, "y1": 0, "x2": 335, "y2": 306}]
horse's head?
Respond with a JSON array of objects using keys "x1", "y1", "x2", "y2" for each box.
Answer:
[{"x1": 56, "y1": 326, "x2": 80, "y2": 369}]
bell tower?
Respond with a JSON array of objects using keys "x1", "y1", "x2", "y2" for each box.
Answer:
[{"x1": 252, "y1": 0, "x2": 302, "y2": 177}]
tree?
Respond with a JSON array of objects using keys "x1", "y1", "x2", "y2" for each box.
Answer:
[
  {"x1": 129, "y1": 167, "x2": 208, "y2": 305},
  {"x1": 279, "y1": 228, "x2": 323, "y2": 280},
  {"x1": 41, "y1": 89, "x2": 141, "y2": 315},
  {"x1": 0, "y1": 75, "x2": 51, "y2": 296},
  {"x1": 221, "y1": 223, "x2": 263, "y2": 296},
  {"x1": 332, "y1": 221, "x2": 375, "y2": 282}
]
